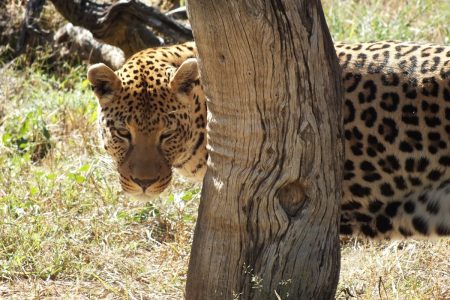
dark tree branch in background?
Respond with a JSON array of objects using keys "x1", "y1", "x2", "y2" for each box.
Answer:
[
  {"x1": 15, "y1": 0, "x2": 49, "y2": 55},
  {"x1": 49, "y1": 0, "x2": 193, "y2": 58},
  {"x1": 55, "y1": 23, "x2": 125, "y2": 69}
]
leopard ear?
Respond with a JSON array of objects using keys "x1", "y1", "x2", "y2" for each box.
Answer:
[
  {"x1": 169, "y1": 58, "x2": 199, "y2": 95},
  {"x1": 87, "y1": 63, "x2": 121, "y2": 106}
]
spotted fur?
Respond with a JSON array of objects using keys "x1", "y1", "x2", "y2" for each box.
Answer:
[{"x1": 88, "y1": 41, "x2": 450, "y2": 238}]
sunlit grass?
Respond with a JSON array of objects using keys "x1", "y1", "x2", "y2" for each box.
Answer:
[
  {"x1": 0, "y1": 66, "x2": 201, "y2": 297},
  {"x1": 324, "y1": 0, "x2": 450, "y2": 44}
]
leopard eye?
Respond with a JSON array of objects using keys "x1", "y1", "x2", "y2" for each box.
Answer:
[
  {"x1": 115, "y1": 127, "x2": 131, "y2": 140},
  {"x1": 159, "y1": 130, "x2": 176, "y2": 142}
]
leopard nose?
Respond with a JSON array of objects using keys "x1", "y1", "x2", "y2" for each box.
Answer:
[{"x1": 131, "y1": 176, "x2": 159, "y2": 190}]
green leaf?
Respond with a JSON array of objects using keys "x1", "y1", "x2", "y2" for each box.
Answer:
[
  {"x1": 2, "y1": 133, "x2": 11, "y2": 144},
  {"x1": 68, "y1": 173, "x2": 86, "y2": 183},
  {"x1": 167, "y1": 194, "x2": 175, "y2": 203},
  {"x1": 30, "y1": 186, "x2": 39, "y2": 196},
  {"x1": 46, "y1": 173, "x2": 57, "y2": 180},
  {"x1": 181, "y1": 191, "x2": 193, "y2": 201},
  {"x1": 78, "y1": 164, "x2": 90, "y2": 172},
  {"x1": 88, "y1": 109, "x2": 98, "y2": 124},
  {"x1": 81, "y1": 79, "x2": 91, "y2": 90},
  {"x1": 116, "y1": 211, "x2": 129, "y2": 220},
  {"x1": 42, "y1": 126, "x2": 51, "y2": 139}
]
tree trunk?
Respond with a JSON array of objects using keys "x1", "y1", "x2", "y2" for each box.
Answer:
[
  {"x1": 186, "y1": 1, "x2": 343, "y2": 299},
  {"x1": 49, "y1": 0, "x2": 192, "y2": 58}
]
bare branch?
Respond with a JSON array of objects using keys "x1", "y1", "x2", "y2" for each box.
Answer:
[
  {"x1": 15, "y1": 0, "x2": 49, "y2": 55},
  {"x1": 49, "y1": 0, "x2": 193, "y2": 57}
]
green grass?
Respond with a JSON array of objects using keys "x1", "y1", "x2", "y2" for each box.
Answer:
[
  {"x1": 0, "y1": 66, "x2": 201, "y2": 297},
  {"x1": 0, "y1": 0, "x2": 449, "y2": 298},
  {"x1": 324, "y1": 0, "x2": 450, "y2": 44}
]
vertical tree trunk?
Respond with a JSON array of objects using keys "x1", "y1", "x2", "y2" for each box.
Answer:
[{"x1": 186, "y1": 1, "x2": 343, "y2": 299}]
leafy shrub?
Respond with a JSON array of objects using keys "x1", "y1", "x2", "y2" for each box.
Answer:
[{"x1": 2, "y1": 109, "x2": 52, "y2": 162}]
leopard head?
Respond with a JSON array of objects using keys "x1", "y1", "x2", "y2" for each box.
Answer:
[{"x1": 87, "y1": 45, "x2": 206, "y2": 199}]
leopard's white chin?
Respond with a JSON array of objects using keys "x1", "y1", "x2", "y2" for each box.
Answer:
[
  {"x1": 125, "y1": 192, "x2": 160, "y2": 201},
  {"x1": 123, "y1": 184, "x2": 170, "y2": 201}
]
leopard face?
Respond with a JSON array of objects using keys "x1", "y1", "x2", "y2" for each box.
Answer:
[
  {"x1": 88, "y1": 41, "x2": 450, "y2": 239},
  {"x1": 87, "y1": 42, "x2": 206, "y2": 199}
]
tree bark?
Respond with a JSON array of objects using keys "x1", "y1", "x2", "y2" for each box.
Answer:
[
  {"x1": 186, "y1": 1, "x2": 343, "y2": 299},
  {"x1": 49, "y1": 0, "x2": 192, "y2": 58},
  {"x1": 54, "y1": 23, "x2": 125, "y2": 70}
]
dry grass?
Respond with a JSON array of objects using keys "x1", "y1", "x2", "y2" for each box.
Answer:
[
  {"x1": 337, "y1": 239, "x2": 450, "y2": 299},
  {"x1": 0, "y1": 0, "x2": 449, "y2": 299},
  {"x1": 0, "y1": 66, "x2": 199, "y2": 298}
]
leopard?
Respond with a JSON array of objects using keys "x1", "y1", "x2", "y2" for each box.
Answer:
[{"x1": 87, "y1": 41, "x2": 450, "y2": 239}]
